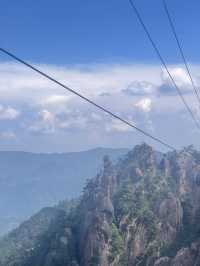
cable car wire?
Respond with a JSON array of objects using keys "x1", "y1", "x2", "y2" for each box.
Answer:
[
  {"x1": 163, "y1": 0, "x2": 200, "y2": 107},
  {"x1": 128, "y1": 0, "x2": 200, "y2": 130},
  {"x1": 0, "y1": 47, "x2": 175, "y2": 150}
]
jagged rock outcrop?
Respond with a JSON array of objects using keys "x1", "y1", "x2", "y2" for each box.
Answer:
[
  {"x1": 1, "y1": 143, "x2": 200, "y2": 266},
  {"x1": 77, "y1": 156, "x2": 115, "y2": 266},
  {"x1": 158, "y1": 194, "x2": 182, "y2": 244}
]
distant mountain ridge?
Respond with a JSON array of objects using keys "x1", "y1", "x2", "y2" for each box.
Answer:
[
  {"x1": 1, "y1": 144, "x2": 200, "y2": 265},
  {"x1": 0, "y1": 147, "x2": 128, "y2": 236}
]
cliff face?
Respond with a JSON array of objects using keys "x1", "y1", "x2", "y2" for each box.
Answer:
[{"x1": 1, "y1": 144, "x2": 200, "y2": 266}]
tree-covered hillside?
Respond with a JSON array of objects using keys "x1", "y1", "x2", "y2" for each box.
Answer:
[{"x1": 1, "y1": 144, "x2": 200, "y2": 266}]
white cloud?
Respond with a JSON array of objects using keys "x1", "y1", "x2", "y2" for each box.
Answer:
[
  {"x1": 0, "y1": 62, "x2": 200, "y2": 151},
  {"x1": 105, "y1": 118, "x2": 135, "y2": 133},
  {"x1": 123, "y1": 81, "x2": 156, "y2": 95},
  {"x1": 161, "y1": 67, "x2": 192, "y2": 91},
  {"x1": 42, "y1": 95, "x2": 70, "y2": 105},
  {"x1": 135, "y1": 98, "x2": 152, "y2": 113},
  {"x1": 41, "y1": 110, "x2": 55, "y2": 123},
  {"x1": 28, "y1": 109, "x2": 89, "y2": 134},
  {"x1": 0, "y1": 105, "x2": 20, "y2": 120},
  {"x1": 28, "y1": 110, "x2": 56, "y2": 134},
  {"x1": 0, "y1": 62, "x2": 197, "y2": 106},
  {"x1": 0, "y1": 62, "x2": 163, "y2": 105}
]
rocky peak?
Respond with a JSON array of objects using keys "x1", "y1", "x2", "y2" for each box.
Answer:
[
  {"x1": 101, "y1": 156, "x2": 115, "y2": 189},
  {"x1": 128, "y1": 143, "x2": 155, "y2": 162},
  {"x1": 133, "y1": 143, "x2": 156, "y2": 173},
  {"x1": 1, "y1": 144, "x2": 200, "y2": 266},
  {"x1": 117, "y1": 143, "x2": 157, "y2": 184}
]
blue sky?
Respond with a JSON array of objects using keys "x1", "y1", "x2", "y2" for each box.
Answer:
[
  {"x1": 0, "y1": 0, "x2": 200, "y2": 152},
  {"x1": 1, "y1": 0, "x2": 200, "y2": 65}
]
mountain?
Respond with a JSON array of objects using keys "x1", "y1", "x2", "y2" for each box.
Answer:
[
  {"x1": 1, "y1": 143, "x2": 200, "y2": 265},
  {"x1": 0, "y1": 148, "x2": 128, "y2": 236}
]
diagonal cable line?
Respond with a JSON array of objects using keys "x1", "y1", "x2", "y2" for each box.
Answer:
[
  {"x1": 163, "y1": 0, "x2": 200, "y2": 107},
  {"x1": 128, "y1": 0, "x2": 200, "y2": 131},
  {"x1": 0, "y1": 47, "x2": 175, "y2": 150}
]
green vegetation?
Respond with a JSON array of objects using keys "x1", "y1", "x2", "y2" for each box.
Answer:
[
  {"x1": 108, "y1": 223, "x2": 123, "y2": 264},
  {"x1": 1, "y1": 145, "x2": 200, "y2": 266},
  {"x1": 114, "y1": 184, "x2": 134, "y2": 221}
]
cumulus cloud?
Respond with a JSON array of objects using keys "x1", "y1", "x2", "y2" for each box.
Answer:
[
  {"x1": 0, "y1": 62, "x2": 197, "y2": 105},
  {"x1": 0, "y1": 62, "x2": 163, "y2": 105},
  {"x1": 135, "y1": 98, "x2": 152, "y2": 113},
  {"x1": 42, "y1": 95, "x2": 70, "y2": 105},
  {"x1": 0, "y1": 105, "x2": 20, "y2": 120},
  {"x1": 123, "y1": 81, "x2": 156, "y2": 96},
  {"x1": 28, "y1": 109, "x2": 89, "y2": 134},
  {"x1": 0, "y1": 62, "x2": 199, "y2": 151},
  {"x1": 28, "y1": 110, "x2": 56, "y2": 134},
  {"x1": 161, "y1": 68, "x2": 191, "y2": 87},
  {"x1": 159, "y1": 67, "x2": 194, "y2": 96}
]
